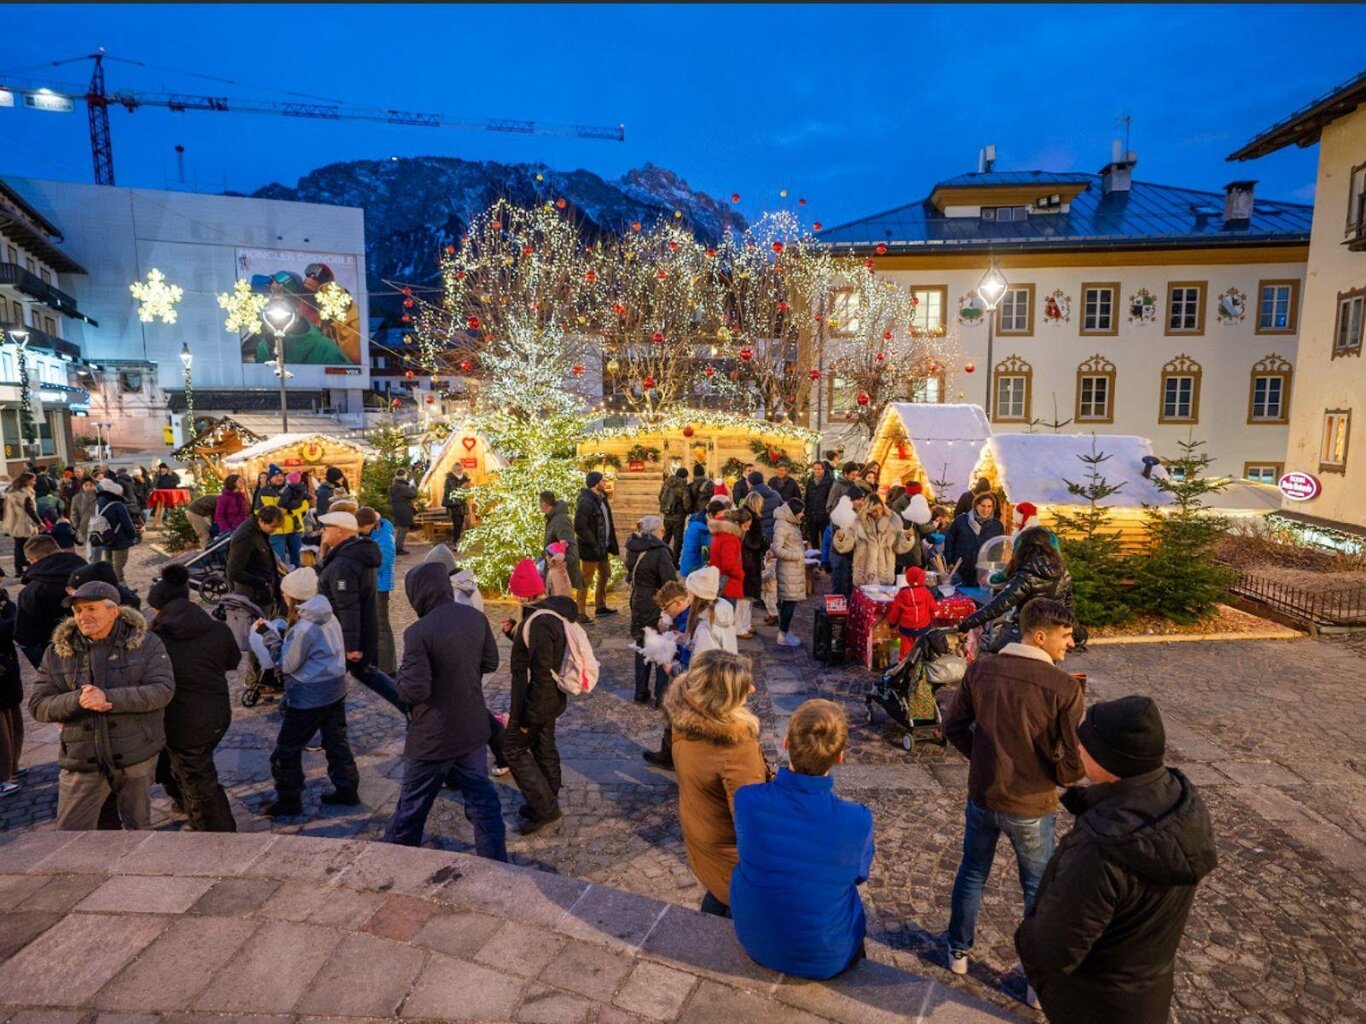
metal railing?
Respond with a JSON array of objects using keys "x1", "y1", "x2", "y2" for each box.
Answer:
[{"x1": 1224, "y1": 567, "x2": 1366, "y2": 626}]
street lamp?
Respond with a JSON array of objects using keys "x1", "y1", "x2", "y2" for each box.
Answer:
[
  {"x1": 262, "y1": 297, "x2": 296, "y2": 432},
  {"x1": 179, "y1": 342, "x2": 196, "y2": 441},
  {"x1": 975, "y1": 262, "x2": 1009, "y2": 419}
]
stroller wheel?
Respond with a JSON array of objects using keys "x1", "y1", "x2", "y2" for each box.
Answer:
[
  {"x1": 201, "y1": 576, "x2": 230, "y2": 603},
  {"x1": 901, "y1": 733, "x2": 914, "y2": 752},
  {"x1": 241, "y1": 688, "x2": 261, "y2": 708},
  {"x1": 864, "y1": 695, "x2": 876, "y2": 724}
]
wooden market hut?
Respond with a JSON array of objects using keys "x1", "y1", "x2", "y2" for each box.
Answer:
[
  {"x1": 972, "y1": 433, "x2": 1173, "y2": 549},
  {"x1": 864, "y1": 403, "x2": 992, "y2": 504},
  {"x1": 577, "y1": 409, "x2": 818, "y2": 547},
  {"x1": 222, "y1": 432, "x2": 369, "y2": 491},
  {"x1": 170, "y1": 417, "x2": 264, "y2": 479},
  {"x1": 418, "y1": 428, "x2": 504, "y2": 507}
]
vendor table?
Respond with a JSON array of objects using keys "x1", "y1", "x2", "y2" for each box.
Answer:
[
  {"x1": 846, "y1": 588, "x2": 896, "y2": 668},
  {"x1": 147, "y1": 488, "x2": 191, "y2": 511}
]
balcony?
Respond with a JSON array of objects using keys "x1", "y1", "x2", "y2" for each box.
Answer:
[
  {"x1": 0, "y1": 321, "x2": 83, "y2": 362},
  {"x1": 0, "y1": 262, "x2": 98, "y2": 325},
  {"x1": 1346, "y1": 220, "x2": 1366, "y2": 253}
]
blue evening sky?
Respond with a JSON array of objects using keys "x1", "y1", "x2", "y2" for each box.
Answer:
[{"x1": 1, "y1": 4, "x2": 1363, "y2": 226}]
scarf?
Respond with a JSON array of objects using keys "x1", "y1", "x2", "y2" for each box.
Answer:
[{"x1": 968, "y1": 510, "x2": 989, "y2": 535}]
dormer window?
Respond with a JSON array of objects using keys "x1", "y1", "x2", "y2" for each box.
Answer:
[{"x1": 981, "y1": 206, "x2": 1028, "y2": 222}]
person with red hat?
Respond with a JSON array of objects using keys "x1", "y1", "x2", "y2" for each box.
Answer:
[
  {"x1": 1014, "y1": 501, "x2": 1040, "y2": 533},
  {"x1": 886, "y1": 566, "x2": 939, "y2": 658}
]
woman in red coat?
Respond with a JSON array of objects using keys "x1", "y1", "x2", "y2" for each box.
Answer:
[{"x1": 706, "y1": 509, "x2": 746, "y2": 614}]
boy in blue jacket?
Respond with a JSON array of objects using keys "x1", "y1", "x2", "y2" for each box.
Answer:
[{"x1": 730, "y1": 699, "x2": 874, "y2": 979}]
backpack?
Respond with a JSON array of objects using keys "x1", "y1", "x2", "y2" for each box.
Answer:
[
  {"x1": 87, "y1": 508, "x2": 114, "y2": 547},
  {"x1": 521, "y1": 609, "x2": 600, "y2": 696}
]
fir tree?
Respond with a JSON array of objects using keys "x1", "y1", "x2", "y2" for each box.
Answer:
[
  {"x1": 361, "y1": 420, "x2": 412, "y2": 518},
  {"x1": 1051, "y1": 437, "x2": 1133, "y2": 626},
  {"x1": 1131, "y1": 436, "x2": 1234, "y2": 624}
]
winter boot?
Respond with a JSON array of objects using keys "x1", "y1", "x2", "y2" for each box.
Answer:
[{"x1": 320, "y1": 789, "x2": 361, "y2": 806}]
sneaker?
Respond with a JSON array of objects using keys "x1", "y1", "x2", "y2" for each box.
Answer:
[
  {"x1": 948, "y1": 949, "x2": 969, "y2": 976},
  {"x1": 777, "y1": 632, "x2": 801, "y2": 648},
  {"x1": 735, "y1": 632, "x2": 756, "y2": 640},
  {"x1": 0, "y1": 781, "x2": 19, "y2": 798},
  {"x1": 517, "y1": 810, "x2": 563, "y2": 836},
  {"x1": 1024, "y1": 985, "x2": 1039, "y2": 1009},
  {"x1": 491, "y1": 765, "x2": 511, "y2": 777},
  {"x1": 13, "y1": 766, "x2": 28, "y2": 778},
  {"x1": 320, "y1": 789, "x2": 361, "y2": 806},
  {"x1": 595, "y1": 607, "x2": 618, "y2": 617},
  {"x1": 305, "y1": 744, "x2": 323, "y2": 752}
]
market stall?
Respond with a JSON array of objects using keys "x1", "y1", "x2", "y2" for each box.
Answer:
[
  {"x1": 170, "y1": 417, "x2": 265, "y2": 480},
  {"x1": 222, "y1": 432, "x2": 369, "y2": 489},
  {"x1": 863, "y1": 403, "x2": 992, "y2": 504},
  {"x1": 577, "y1": 409, "x2": 818, "y2": 545},
  {"x1": 972, "y1": 433, "x2": 1172, "y2": 549},
  {"x1": 417, "y1": 427, "x2": 505, "y2": 508}
]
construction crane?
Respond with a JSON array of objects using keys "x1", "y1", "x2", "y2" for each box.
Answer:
[{"x1": 3, "y1": 51, "x2": 625, "y2": 186}]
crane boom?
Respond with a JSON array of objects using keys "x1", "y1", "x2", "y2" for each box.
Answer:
[{"x1": 0, "y1": 52, "x2": 624, "y2": 185}]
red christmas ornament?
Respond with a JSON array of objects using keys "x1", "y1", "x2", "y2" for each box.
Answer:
[
  {"x1": 402, "y1": 286, "x2": 412, "y2": 297},
  {"x1": 809, "y1": 368, "x2": 821, "y2": 380},
  {"x1": 404, "y1": 370, "x2": 414, "y2": 380},
  {"x1": 556, "y1": 198, "x2": 567, "y2": 209},
  {"x1": 631, "y1": 221, "x2": 642, "y2": 232},
  {"x1": 682, "y1": 425, "x2": 694, "y2": 438},
  {"x1": 403, "y1": 298, "x2": 414, "y2": 308},
  {"x1": 491, "y1": 220, "x2": 502, "y2": 230},
  {"x1": 875, "y1": 243, "x2": 888, "y2": 255},
  {"x1": 772, "y1": 241, "x2": 785, "y2": 254},
  {"x1": 522, "y1": 245, "x2": 534, "y2": 256},
  {"x1": 425, "y1": 394, "x2": 435, "y2": 404},
  {"x1": 703, "y1": 366, "x2": 716, "y2": 378},
  {"x1": 909, "y1": 295, "x2": 919, "y2": 306},
  {"x1": 444, "y1": 245, "x2": 455, "y2": 255},
  {"x1": 876, "y1": 352, "x2": 886, "y2": 362},
  {"x1": 856, "y1": 391, "x2": 870, "y2": 406},
  {"x1": 799, "y1": 197, "x2": 807, "y2": 206},
  {"x1": 571, "y1": 364, "x2": 585, "y2": 377},
  {"x1": 657, "y1": 270, "x2": 668, "y2": 280},
  {"x1": 466, "y1": 316, "x2": 481, "y2": 330},
  {"x1": 813, "y1": 221, "x2": 823, "y2": 231},
  {"x1": 400, "y1": 314, "x2": 411, "y2": 324},
  {"x1": 459, "y1": 359, "x2": 473, "y2": 372},
  {"x1": 777, "y1": 300, "x2": 789, "y2": 312},
  {"x1": 865, "y1": 259, "x2": 876, "y2": 270},
  {"x1": 612, "y1": 303, "x2": 627, "y2": 316},
  {"x1": 454, "y1": 270, "x2": 465, "y2": 281},
  {"x1": 391, "y1": 398, "x2": 401, "y2": 408},
  {"x1": 668, "y1": 240, "x2": 679, "y2": 251},
  {"x1": 651, "y1": 331, "x2": 665, "y2": 344},
  {"x1": 739, "y1": 347, "x2": 754, "y2": 361},
  {"x1": 706, "y1": 247, "x2": 717, "y2": 258},
  {"x1": 731, "y1": 193, "x2": 741, "y2": 203},
  {"x1": 882, "y1": 329, "x2": 893, "y2": 340},
  {"x1": 928, "y1": 361, "x2": 938, "y2": 372},
  {"x1": 964, "y1": 362, "x2": 976, "y2": 374},
  {"x1": 585, "y1": 269, "x2": 597, "y2": 283},
  {"x1": 814, "y1": 314, "x2": 823, "y2": 323},
  {"x1": 642, "y1": 376, "x2": 656, "y2": 391}
]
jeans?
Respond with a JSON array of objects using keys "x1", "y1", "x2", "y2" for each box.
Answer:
[
  {"x1": 662, "y1": 517, "x2": 685, "y2": 565},
  {"x1": 577, "y1": 558, "x2": 611, "y2": 614},
  {"x1": 830, "y1": 550, "x2": 853, "y2": 598},
  {"x1": 947, "y1": 799, "x2": 1055, "y2": 952},
  {"x1": 270, "y1": 531, "x2": 302, "y2": 569},
  {"x1": 779, "y1": 599, "x2": 797, "y2": 633},
  {"x1": 395, "y1": 525, "x2": 410, "y2": 553},
  {"x1": 634, "y1": 651, "x2": 669, "y2": 702},
  {"x1": 270, "y1": 698, "x2": 360, "y2": 801},
  {"x1": 699, "y1": 891, "x2": 732, "y2": 918},
  {"x1": 385, "y1": 750, "x2": 508, "y2": 861},
  {"x1": 350, "y1": 662, "x2": 408, "y2": 716},
  {"x1": 449, "y1": 509, "x2": 465, "y2": 550},
  {"x1": 377, "y1": 591, "x2": 397, "y2": 676},
  {"x1": 101, "y1": 546, "x2": 129, "y2": 582},
  {"x1": 503, "y1": 717, "x2": 561, "y2": 821}
]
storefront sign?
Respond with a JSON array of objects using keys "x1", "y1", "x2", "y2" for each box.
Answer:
[
  {"x1": 1278, "y1": 471, "x2": 1322, "y2": 502},
  {"x1": 460, "y1": 457, "x2": 478, "y2": 469},
  {"x1": 23, "y1": 90, "x2": 74, "y2": 113}
]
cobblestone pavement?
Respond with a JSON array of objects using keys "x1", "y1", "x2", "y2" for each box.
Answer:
[{"x1": 5, "y1": 538, "x2": 1366, "y2": 1023}]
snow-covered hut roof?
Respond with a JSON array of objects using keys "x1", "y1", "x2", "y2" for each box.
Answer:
[
  {"x1": 880, "y1": 403, "x2": 992, "y2": 498},
  {"x1": 222, "y1": 433, "x2": 369, "y2": 466},
  {"x1": 985, "y1": 433, "x2": 1173, "y2": 508}
]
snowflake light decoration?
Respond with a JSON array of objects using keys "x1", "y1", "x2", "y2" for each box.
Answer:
[
  {"x1": 129, "y1": 268, "x2": 183, "y2": 324},
  {"x1": 315, "y1": 281, "x2": 353, "y2": 322},
  {"x1": 217, "y1": 280, "x2": 268, "y2": 335}
]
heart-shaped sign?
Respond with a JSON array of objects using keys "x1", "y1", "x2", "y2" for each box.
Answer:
[{"x1": 461, "y1": 437, "x2": 477, "y2": 452}]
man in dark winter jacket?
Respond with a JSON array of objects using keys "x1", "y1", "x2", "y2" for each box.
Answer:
[
  {"x1": 768, "y1": 463, "x2": 800, "y2": 505},
  {"x1": 826, "y1": 462, "x2": 862, "y2": 516},
  {"x1": 745, "y1": 472, "x2": 782, "y2": 543},
  {"x1": 501, "y1": 561, "x2": 576, "y2": 835},
  {"x1": 802, "y1": 461, "x2": 833, "y2": 551},
  {"x1": 30, "y1": 582, "x2": 175, "y2": 829},
  {"x1": 316, "y1": 510, "x2": 405, "y2": 715},
  {"x1": 540, "y1": 491, "x2": 583, "y2": 591},
  {"x1": 731, "y1": 463, "x2": 757, "y2": 506},
  {"x1": 14, "y1": 535, "x2": 87, "y2": 668},
  {"x1": 1017, "y1": 696, "x2": 1217, "y2": 1024},
  {"x1": 384, "y1": 562, "x2": 505, "y2": 859},
  {"x1": 442, "y1": 468, "x2": 471, "y2": 550},
  {"x1": 227, "y1": 506, "x2": 283, "y2": 612},
  {"x1": 658, "y1": 468, "x2": 693, "y2": 565},
  {"x1": 941, "y1": 598, "x2": 1085, "y2": 988},
  {"x1": 148, "y1": 565, "x2": 241, "y2": 832},
  {"x1": 689, "y1": 464, "x2": 713, "y2": 513},
  {"x1": 573, "y1": 471, "x2": 619, "y2": 619},
  {"x1": 625, "y1": 515, "x2": 677, "y2": 704},
  {"x1": 388, "y1": 470, "x2": 419, "y2": 555},
  {"x1": 315, "y1": 466, "x2": 348, "y2": 517}
]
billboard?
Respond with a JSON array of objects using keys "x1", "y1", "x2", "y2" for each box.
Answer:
[{"x1": 235, "y1": 247, "x2": 363, "y2": 366}]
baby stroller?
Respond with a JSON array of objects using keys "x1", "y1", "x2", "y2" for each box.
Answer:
[
  {"x1": 865, "y1": 628, "x2": 967, "y2": 751},
  {"x1": 162, "y1": 532, "x2": 235, "y2": 603},
  {"x1": 211, "y1": 592, "x2": 278, "y2": 707}
]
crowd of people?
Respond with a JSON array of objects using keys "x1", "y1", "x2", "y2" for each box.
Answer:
[{"x1": 0, "y1": 454, "x2": 1217, "y2": 1024}]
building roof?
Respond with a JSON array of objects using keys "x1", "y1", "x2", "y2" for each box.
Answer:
[
  {"x1": 983, "y1": 434, "x2": 1173, "y2": 509},
  {"x1": 222, "y1": 431, "x2": 370, "y2": 466},
  {"x1": 876, "y1": 402, "x2": 992, "y2": 501},
  {"x1": 816, "y1": 173, "x2": 1312, "y2": 254},
  {"x1": 1228, "y1": 69, "x2": 1366, "y2": 161},
  {"x1": 0, "y1": 179, "x2": 87, "y2": 274}
]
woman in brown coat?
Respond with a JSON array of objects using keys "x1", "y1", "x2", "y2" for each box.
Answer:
[{"x1": 663, "y1": 649, "x2": 770, "y2": 916}]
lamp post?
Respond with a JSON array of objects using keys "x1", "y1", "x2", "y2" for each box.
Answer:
[
  {"x1": 179, "y1": 342, "x2": 196, "y2": 441},
  {"x1": 975, "y1": 262, "x2": 1008, "y2": 419},
  {"x1": 262, "y1": 297, "x2": 296, "y2": 433}
]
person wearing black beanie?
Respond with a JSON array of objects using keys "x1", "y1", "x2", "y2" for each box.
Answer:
[
  {"x1": 1017, "y1": 696, "x2": 1218, "y2": 1024},
  {"x1": 658, "y1": 466, "x2": 693, "y2": 566},
  {"x1": 149, "y1": 562, "x2": 241, "y2": 832}
]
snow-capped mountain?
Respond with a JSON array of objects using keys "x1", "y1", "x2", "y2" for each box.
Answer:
[{"x1": 248, "y1": 157, "x2": 746, "y2": 313}]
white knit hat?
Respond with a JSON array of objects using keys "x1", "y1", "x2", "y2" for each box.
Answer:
[
  {"x1": 97, "y1": 478, "x2": 123, "y2": 496},
  {"x1": 685, "y1": 565, "x2": 720, "y2": 602},
  {"x1": 280, "y1": 566, "x2": 318, "y2": 601}
]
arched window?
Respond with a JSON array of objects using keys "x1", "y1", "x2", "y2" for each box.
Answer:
[
  {"x1": 1248, "y1": 354, "x2": 1292, "y2": 425},
  {"x1": 1075, "y1": 354, "x2": 1116, "y2": 424},
  {"x1": 1159, "y1": 354, "x2": 1202, "y2": 424},
  {"x1": 992, "y1": 354, "x2": 1032, "y2": 424}
]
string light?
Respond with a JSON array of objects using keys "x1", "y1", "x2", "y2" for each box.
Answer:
[
  {"x1": 217, "y1": 280, "x2": 268, "y2": 335},
  {"x1": 129, "y1": 268, "x2": 183, "y2": 324}
]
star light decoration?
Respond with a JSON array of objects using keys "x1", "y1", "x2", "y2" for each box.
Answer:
[
  {"x1": 217, "y1": 280, "x2": 268, "y2": 335},
  {"x1": 314, "y1": 281, "x2": 353, "y2": 322},
  {"x1": 129, "y1": 268, "x2": 184, "y2": 324}
]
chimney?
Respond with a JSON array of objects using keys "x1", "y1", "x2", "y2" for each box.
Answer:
[
  {"x1": 978, "y1": 144, "x2": 997, "y2": 174},
  {"x1": 1223, "y1": 180, "x2": 1257, "y2": 225},
  {"x1": 1100, "y1": 142, "x2": 1137, "y2": 196}
]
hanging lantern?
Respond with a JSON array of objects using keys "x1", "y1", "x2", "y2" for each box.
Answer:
[
  {"x1": 642, "y1": 376, "x2": 656, "y2": 391},
  {"x1": 814, "y1": 314, "x2": 824, "y2": 323},
  {"x1": 651, "y1": 331, "x2": 665, "y2": 344},
  {"x1": 703, "y1": 366, "x2": 716, "y2": 378},
  {"x1": 391, "y1": 397, "x2": 402, "y2": 408},
  {"x1": 682, "y1": 425, "x2": 695, "y2": 438},
  {"x1": 491, "y1": 220, "x2": 502, "y2": 230},
  {"x1": 875, "y1": 243, "x2": 888, "y2": 255},
  {"x1": 964, "y1": 362, "x2": 976, "y2": 373},
  {"x1": 606, "y1": 357, "x2": 620, "y2": 373},
  {"x1": 403, "y1": 298, "x2": 414, "y2": 308},
  {"x1": 402, "y1": 286, "x2": 412, "y2": 297},
  {"x1": 772, "y1": 241, "x2": 785, "y2": 254},
  {"x1": 809, "y1": 368, "x2": 821, "y2": 381},
  {"x1": 467, "y1": 316, "x2": 481, "y2": 330},
  {"x1": 571, "y1": 364, "x2": 585, "y2": 377},
  {"x1": 864, "y1": 259, "x2": 876, "y2": 270},
  {"x1": 522, "y1": 245, "x2": 534, "y2": 256},
  {"x1": 739, "y1": 347, "x2": 754, "y2": 361},
  {"x1": 454, "y1": 270, "x2": 465, "y2": 281},
  {"x1": 400, "y1": 314, "x2": 411, "y2": 324},
  {"x1": 856, "y1": 391, "x2": 871, "y2": 406}
]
